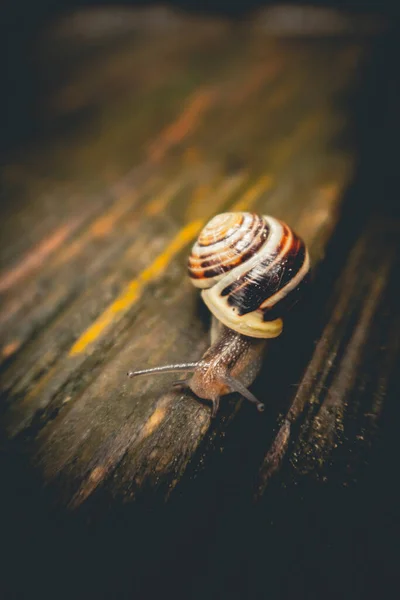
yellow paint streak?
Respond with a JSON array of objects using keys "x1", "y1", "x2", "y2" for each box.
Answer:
[
  {"x1": 231, "y1": 175, "x2": 273, "y2": 211},
  {"x1": 68, "y1": 173, "x2": 256, "y2": 355},
  {"x1": 69, "y1": 219, "x2": 204, "y2": 355}
]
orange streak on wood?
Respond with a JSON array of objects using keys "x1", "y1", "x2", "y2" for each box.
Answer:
[
  {"x1": 1, "y1": 340, "x2": 21, "y2": 359},
  {"x1": 71, "y1": 396, "x2": 173, "y2": 507},
  {"x1": 231, "y1": 175, "x2": 273, "y2": 211},
  {"x1": 148, "y1": 88, "x2": 215, "y2": 163},
  {"x1": 230, "y1": 61, "x2": 282, "y2": 105},
  {"x1": 140, "y1": 403, "x2": 169, "y2": 439},
  {"x1": 0, "y1": 220, "x2": 80, "y2": 293},
  {"x1": 144, "y1": 180, "x2": 186, "y2": 217},
  {"x1": 88, "y1": 192, "x2": 138, "y2": 237},
  {"x1": 53, "y1": 191, "x2": 138, "y2": 266},
  {"x1": 88, "y1": 466, "x2": 107, "y2": 484},
  {"x1": 69, "y1": 219, "x2": 204, "y2": 355},
  {"x1": 70, "y1": 466, "x2": 108, "y2": 508}
]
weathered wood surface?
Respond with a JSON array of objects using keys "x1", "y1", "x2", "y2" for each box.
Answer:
[
  {"x1": 184, "y1": 211, "x2": 400, "y2": 600},
  {"x1": 257, "y1": 216, "x2": 399, "y2": 495},
  {"x1": 0, "y1": 6, "x2": 382, "y2": 513}
]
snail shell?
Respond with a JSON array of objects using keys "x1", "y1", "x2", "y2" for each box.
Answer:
[{"x1": 188, "y1": 212, "x2": 310, "y2": 338}]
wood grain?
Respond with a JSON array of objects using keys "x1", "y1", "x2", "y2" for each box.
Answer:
[
  {"x1": 257, "y1": 216, "x2": 399, "y2": 496},
  {"x1": 0, "y1": 9, "x2": 367, "y2": 509}
]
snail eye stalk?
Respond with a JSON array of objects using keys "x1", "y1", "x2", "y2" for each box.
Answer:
[
  {"x1": 223, "y1": 374, "x2": 265, "y2": 412},
  {"x1": 127, "y1": 363, "x2": 199, "y2": 379}
]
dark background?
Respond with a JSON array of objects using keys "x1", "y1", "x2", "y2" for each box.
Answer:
[
  {"x1": 1, "y1": 1, "x2": 399, "y2": 599},
  {"x1": 1, "y1": 0, "x2": 399, "y2": 155}
]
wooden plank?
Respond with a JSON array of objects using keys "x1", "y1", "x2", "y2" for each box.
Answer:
[
  {"x1": 256, "y1": 216, "x2": 399, "y2": 496},
  {"x1": 0, "y1": 9, "x2": 367, "y2": 509}
]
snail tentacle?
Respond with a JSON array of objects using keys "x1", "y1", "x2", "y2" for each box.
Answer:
[
  {"x1": 127, "y1": 363, "x2": 199, "y2": 379},
  {"x1": 223, "y1": 373, "x2": 265, "y2": 412}
]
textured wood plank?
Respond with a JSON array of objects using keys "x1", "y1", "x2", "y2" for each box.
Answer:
[
  {"x1": 256, "y1": 216, "x2": 399, "y2": 496},
  {"x1": 0, "y1": 9, "x2": 366, "y2": 509}
]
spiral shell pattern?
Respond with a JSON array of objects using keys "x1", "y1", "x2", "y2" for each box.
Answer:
[{"x1": 188, "y1": 212, "x2": 310, "y2": 339}]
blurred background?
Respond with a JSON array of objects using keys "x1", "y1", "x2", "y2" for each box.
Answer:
[{"x1": 1, "y1": 0, "x2": 398, "y2": 156}]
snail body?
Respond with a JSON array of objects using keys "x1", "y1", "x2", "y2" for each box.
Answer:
[{"x1": 129, "y1": 212, "x2": 310, "y2": 416}]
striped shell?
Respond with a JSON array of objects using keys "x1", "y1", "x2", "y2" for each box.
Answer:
[{"x1": 188, "y1": 212, "x2": 310, "y2": 338}]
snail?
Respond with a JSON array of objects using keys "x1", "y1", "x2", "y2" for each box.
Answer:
[{"x1": 128, "y1": 212, "x2": 310, "y2": 416}]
